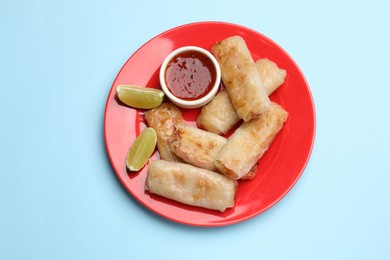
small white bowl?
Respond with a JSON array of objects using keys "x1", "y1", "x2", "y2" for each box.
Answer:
[{"x1": 159, "y1": 46, "x2": 221, "y2": 109}]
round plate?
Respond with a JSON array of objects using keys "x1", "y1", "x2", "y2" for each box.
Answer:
[{"x1": 104, "y1": 21, "x2": 315, "y2": 226}]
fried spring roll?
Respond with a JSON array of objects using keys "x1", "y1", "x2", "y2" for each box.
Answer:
[
  {"x1": 145, "y1": 160, "x2": 237, "y2": 212},
  {"x1": 215, "y1": 102, "x2": 288, "y2": 180},
  {"x1": 257, "y1": 58, "x2": 287, "y2": 95},
  {"x1": 212, "y1": 36, "x2": 271, "y2": 122},
  {"x1": 196, "y1": 89, "x2": 239, "y2": 135},
  {"x1": 171, "y1": 125, "x2": 258, "y2": 178},
  {"x1": 171, "y1": 125, "x2": 228, "y2": 171},
  {"x1": 197, "y1": 58, "x2": 286, "y2": 134},
  {"x1": 144, "y1": 103, "x2": 185, "y2": 162}
]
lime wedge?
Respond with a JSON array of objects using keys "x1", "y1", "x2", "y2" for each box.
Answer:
[
  {"x1": 116, "y1": 85, "x2": 164, "y2": 109},
  {"x1": 126, "y1": 127, "x2": 157, "y2": 172}
]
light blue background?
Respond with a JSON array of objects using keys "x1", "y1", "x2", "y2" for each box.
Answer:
[{"x1": 1, "y1": 0, "x2": 389, "y2": 259}]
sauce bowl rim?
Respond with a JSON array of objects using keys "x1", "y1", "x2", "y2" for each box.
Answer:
[{"x1": 159, "y1": 46, "x2": 221, "y2": 109}]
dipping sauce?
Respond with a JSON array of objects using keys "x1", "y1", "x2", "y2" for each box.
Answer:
[{"x1": 164, "y1": 50, "x2": 217, "y2": 100}]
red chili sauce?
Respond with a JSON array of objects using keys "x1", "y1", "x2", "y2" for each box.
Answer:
[{"x1": 164, "y1": 50, "x2": 216, "y2": 100}]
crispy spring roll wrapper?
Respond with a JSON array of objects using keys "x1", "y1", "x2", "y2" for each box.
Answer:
[
  {"x1": 145, "y1": 160, "x2": 237, "y2": 212},
  {"x1": 257, "y1": 58, "x2": 287, "y2": 95},
  {"x1": 212, "y1": 36, "x2": 271, "y2": 122},
  {"x1": 171, "y1": 125, "x2": 227, "y2": 171},
  {"x1": 215, "y1": 102, "x2": 289, "y2": 180},
  {"x1": 197, "y1": 58, "x2": 286, "y2": 134},
  {"x1": 241, "y1": 162, "x2": 258, "y2": 180},
  {"x1": 196, "y1": 89, "x2": 239, "y2": 135},
  {"x1": 144, "y1": 103, "x2": 185, "y2": 162},
  {"x1": 171, "y1": 125, "x2": 258, "y2": 178}
]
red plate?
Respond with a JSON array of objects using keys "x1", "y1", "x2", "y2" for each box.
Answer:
[{"x1": 104, "y1": 21, "x2": 315, "y2": 226}]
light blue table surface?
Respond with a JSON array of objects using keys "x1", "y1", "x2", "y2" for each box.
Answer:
[{"x1": 1, "y1": 0, "x2": 389, "y2": 259}]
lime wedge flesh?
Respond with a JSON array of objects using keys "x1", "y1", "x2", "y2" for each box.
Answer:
[
  {"x1": 126, "y1": 127, "x2": 157, "y2": 172},
  {"x1": 116, "y1": 85, "x2": 164, "y2": 109}
]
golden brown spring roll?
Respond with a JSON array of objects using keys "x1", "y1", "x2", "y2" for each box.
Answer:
[
  {"x1": 215, "y1": 102, "x2": 288, "y2": 180},
  {"x1": 196, "y1": 89, "x2": 239, "y2": 135},
  {"x1": 212, "y1": 36, "x2": 271, "y2": 122},
  {"x1": 171, "y1": 125, "x2": 258, "y2": 178},
  {"x1": 144, "y1": 103, "x2": 185, "y2": 162},
  {"x1": 171, "y1": 125, "x2": 227, "y2": 171},
  {"x1": 145, "y1": 160, "x2": 237, "y2": 212},
  {"x1": 257, "y1": 58, "x2": 287, "y2": 95},
  {"x1": 197, "y1": 58, "x2": 286, "y2": 134}
]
